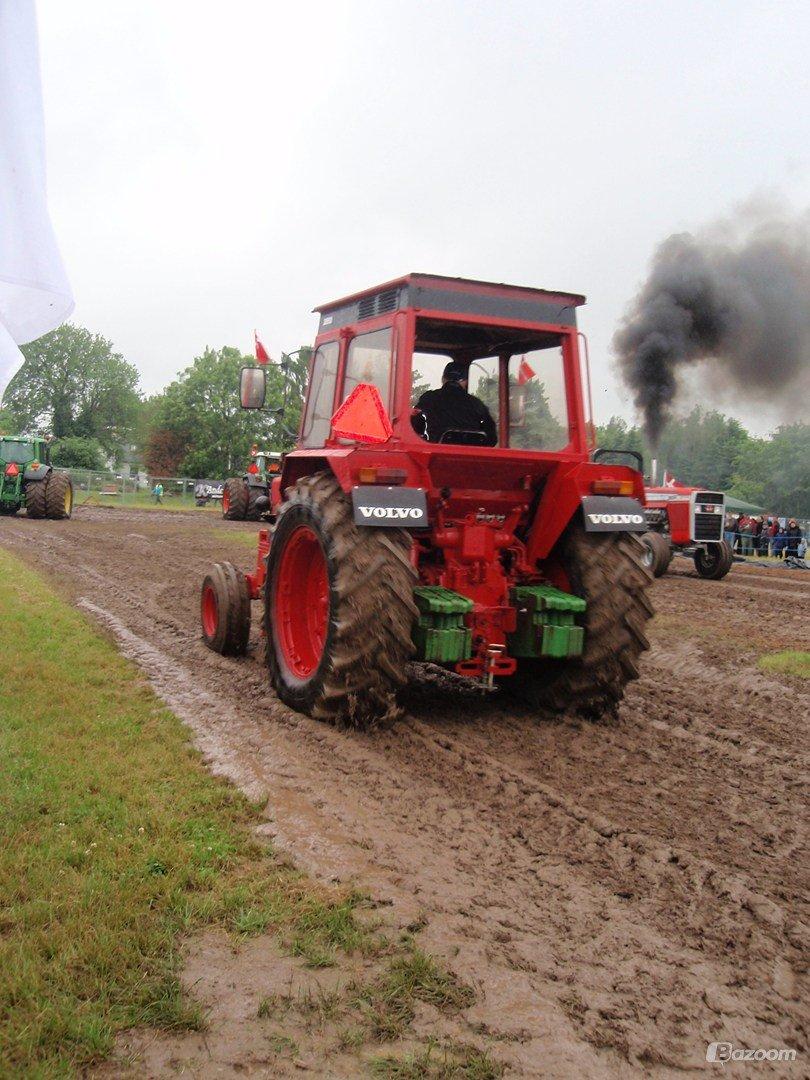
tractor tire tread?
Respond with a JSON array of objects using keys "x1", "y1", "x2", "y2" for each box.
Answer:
[
  {"x1": 266, "y1": 471, "x2": 417, "y2": 728},
  {"x1": 25, "y1": 479, "x2": 48, "y2": 519},
  {"x1": 223, "y1": 478, "x2": 249, "y2": 520},
  {"x1": 201, "y1": 560, "x2": 251, "y2": 655},
  {"x1": 45, "y1": 471, "x2": 73, "y2": 519},
  {"x1": 505, "y1": 527, "x2": 654, "y2": 719}
]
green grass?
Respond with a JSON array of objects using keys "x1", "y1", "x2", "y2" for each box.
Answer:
[
  {"x1": 0, "y1": 549, "x2": 380, "y2": 1077},
  {"x1": 351, "y1": 949, "x2": 476, "y2": 1042},
  {"x1": 758, "y1": 650, "x2": 810, "y2": 679},
  {"x1": 81, "y1": 492, "x2": 219, "y2": 513},
  {"x1": 370, "y1": 1040, "x2": 504, "y2": 1079},
  {"x1": 210, "y1": 526, "x2": 263, "y2": 547}
]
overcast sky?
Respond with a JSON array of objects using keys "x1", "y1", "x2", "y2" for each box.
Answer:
[{"x1": 37, "y1": 0, "x2": 810, "y2": 432}]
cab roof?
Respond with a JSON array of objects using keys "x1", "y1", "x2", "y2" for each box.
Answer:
[{"x1": 314, "y1": 273, "x2": 586, "y2": 334}]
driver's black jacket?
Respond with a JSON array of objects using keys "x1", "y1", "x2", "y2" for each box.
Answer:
[{"x1": 414, "y1": 383, "x2": 497, "y2": 445}]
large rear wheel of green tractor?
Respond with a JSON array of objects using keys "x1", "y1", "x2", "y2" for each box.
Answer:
[
  {"x1": 505, "y1": 525, "x2": 654, "y2": 719},
  {"x1": 45, "y1": 472, "x2": 73, "y2": 519},
  {"x1": 25, "y1": 479, "x2": 48, "y2": 519},
  {"x1": 265, "y1": 471, "x2": 417, "y2": 727},
  {"x1": 222, "y1": 478, "x2": 248, "y2": 520}
]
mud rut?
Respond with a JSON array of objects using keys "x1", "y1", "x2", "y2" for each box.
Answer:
[{"x1": 1, "y1": 508, "x2": 807, "y2": 1076}]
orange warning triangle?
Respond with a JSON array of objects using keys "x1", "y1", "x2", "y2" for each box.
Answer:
[{"x1": 331, "y1": 383, "x2": 393, "y2": 443}]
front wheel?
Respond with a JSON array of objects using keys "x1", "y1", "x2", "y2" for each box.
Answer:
[
  {"x1": 640, "y1": 530, "x2": 671, "y2": 577},
  {"x1": 246, "y1": 485, "x2": 267, "y2": 521},
  {"x1": 265, "y1": 471, "x2": 417, "y2": 727},
  {"x1": 694, "y1": 541, "x2": 733, "y2": 580},
  {"x1": 504, "y1": 525, "x2": 654, "y2": 718},
  {"x1": 200, "y1": 562, "x2": 251, "y2": 655}
]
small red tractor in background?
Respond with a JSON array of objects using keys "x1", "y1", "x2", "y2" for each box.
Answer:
[
  {"x1": 222, "y1": 446, "x2": 282, "y2": 520},
  {"x1": 640, "y1": 483, "x2": 732, "y2": 579},
  {"x1": 201, "y1": 273, "x2": 654, "y2": 727}
]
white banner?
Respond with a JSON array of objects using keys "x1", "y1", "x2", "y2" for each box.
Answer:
[{"x1": 0, "y1": 0, "x2": 73, "y2": 395}]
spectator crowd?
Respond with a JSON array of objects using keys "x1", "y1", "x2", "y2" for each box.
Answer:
[{"x1": 724, "y1": 514, "x2": 806, "y2": 559}]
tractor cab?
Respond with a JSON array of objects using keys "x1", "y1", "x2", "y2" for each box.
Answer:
[{"x1": 297, "y1": 273, "x2": 590, "y2": 455}]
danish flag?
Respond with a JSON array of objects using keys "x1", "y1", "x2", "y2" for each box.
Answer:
[
  {"x1": 254, "y1": 331, "x2": 270, "y2": 365},
  {"x1": 517, "y1": 357, "x2": 536, "y2": 385}
]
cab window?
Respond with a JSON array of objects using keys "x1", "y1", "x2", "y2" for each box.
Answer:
[
  {"x1": 343, "y1": 328, "x2": 393, "y2": 407},
  {"x1": 508, "y1": 347, "x2": 569, "y2": 450},
  {"x1": 0, "y1": 440, "x2": 36, "y2": 464},
  {"x1": 301, "y1": 342, "x2": 340, "y2": 447}
]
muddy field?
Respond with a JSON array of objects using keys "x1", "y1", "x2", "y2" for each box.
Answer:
[{"x1": 1, "y1": 506, "x2": 807, "y2": 1077}]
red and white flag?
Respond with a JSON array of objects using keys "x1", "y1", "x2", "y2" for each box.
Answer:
[
  {"x1": 254, "y1": 331, "x2": 270, "y2": 365},
  {"x1": 517, "y1": 357, "x2": 536, "y2": 385}
]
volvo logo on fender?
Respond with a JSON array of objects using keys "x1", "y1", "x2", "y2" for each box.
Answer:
[
  {"x1": 358, "y1": 505, "x2": 425, "y2": 521},
  {"x1": 580, "y1": 495, "x2": 647, "y2": 533},
  {"x1": 588, "y1": 512, "x2": 644, "y2": 526},
  {"x1": 352, "y1": 485, "x2": 429, "y2": 528}
]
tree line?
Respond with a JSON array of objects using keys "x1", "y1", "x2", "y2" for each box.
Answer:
[{"x1": 0, "y1": 323, "x2": 807, "y2": 517}]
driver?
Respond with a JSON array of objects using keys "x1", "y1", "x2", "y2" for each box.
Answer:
[{"x1": 413, "y1": 363, "x2": 497, "y2": 445}]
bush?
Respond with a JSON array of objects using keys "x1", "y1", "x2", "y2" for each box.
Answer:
[{"x1": 50, "y1": 436, "x2": 105, "y2": 470}]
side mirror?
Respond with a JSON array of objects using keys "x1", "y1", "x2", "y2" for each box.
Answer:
[{"x1": 240, "y1": 366, "x2": 266, "y2": 409}]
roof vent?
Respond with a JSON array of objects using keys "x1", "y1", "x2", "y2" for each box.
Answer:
[{"x1": 358, "y1": 287, "x2": 399, "y2": 321}]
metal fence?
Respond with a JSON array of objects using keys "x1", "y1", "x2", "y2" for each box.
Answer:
[{"x1": 63, "y1": 469, "x2": 210, "y2": 509}]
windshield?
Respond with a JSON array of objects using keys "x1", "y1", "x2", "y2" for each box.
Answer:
[
  {"x1": 0, "y1": 440, "x2": 36, "y2": 464},
  {"x1": 411, "y1": 318, "x2": 570, "y2": 450}
]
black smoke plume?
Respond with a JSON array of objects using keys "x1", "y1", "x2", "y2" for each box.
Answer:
[{"x1": 613, "y1": 206, "x2": 810, "y2": 445}]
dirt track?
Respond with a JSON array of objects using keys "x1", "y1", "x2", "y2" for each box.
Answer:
[{"x1": 2, "y1": 507, "x2": 807, "y2": 1076}]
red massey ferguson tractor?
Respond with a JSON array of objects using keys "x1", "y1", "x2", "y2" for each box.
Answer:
[
  {"x1": 200, "y1": 274, "x2": 654, "y2": 726},
  {"x1": 640, "y1": 483, "x2": 732, "y2": 579}
]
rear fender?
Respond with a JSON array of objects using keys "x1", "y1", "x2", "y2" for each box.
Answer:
[
  {"x1": 525, "y1": 461, "x2": 645, "y2": 563},
  {"x1": 23, "y1": 463, "x2": 51, "y2": 483}
]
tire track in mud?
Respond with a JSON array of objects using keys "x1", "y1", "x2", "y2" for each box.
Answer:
[{"x1": 1, "y1": 509, "x2": 807, "y2": 1075}]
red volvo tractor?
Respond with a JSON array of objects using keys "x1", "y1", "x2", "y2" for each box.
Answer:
[
  {"x1": 640, "y1": 483, "x2": 732, "y2": 579},
  {"x1": 201, "y1": 274, "x2": 654, "y2": 726}
]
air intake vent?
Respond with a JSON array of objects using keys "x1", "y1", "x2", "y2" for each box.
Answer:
[{"x1": 357, "y1": 288, "x2": 399, "y2": 321}]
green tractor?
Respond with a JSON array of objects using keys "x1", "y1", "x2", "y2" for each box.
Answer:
[
  {"x1": 222, "y1": 447, "x2": 281, "y2": 521},
  {"x1": 0, "y1": 435, "x2": 74, "y2": 519}
]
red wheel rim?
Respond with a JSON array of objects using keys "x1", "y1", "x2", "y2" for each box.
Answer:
[
  {"x1": 274, "y1": 525, "x2": 329, "y2": 679},
  {"x1": 201, "y1": 583, "x2": 218, "y2": 637},
  {"x1": 222, "y1": 488, "x2": 230, "y2": 514}
]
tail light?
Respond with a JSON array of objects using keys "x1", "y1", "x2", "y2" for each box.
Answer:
[
  {"x1": 357, "y1": 467, "x2": 407, "y2": 485},
  {"x1": 591, "y1": 478, "x2": 633, "y2": 496}
]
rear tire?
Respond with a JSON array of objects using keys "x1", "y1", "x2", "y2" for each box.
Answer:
[
  {"x1": 694, "y1": 541, "x2": 733, "y2": 580},
  {"x1": 25, "y1": 479, "x2": 47, "y2": 519},
  {"x1": 640, "y1": 530, "x2": 671, "y2": 577},
  {"x1": 200, "y1": 561, "x2": 251, "y2": 655},
  {"x1": 45, "y1": 472, "x2": 73, "y2": 519},
  {"x1": 504, "y1": 525, "x2": 654, "y2": 718},
  {"x1": 265, "y1": 471, "x2": 417, "y2": 727},
  {"x1": 222, "y1": 478, "x2": 249, "y2": 520}
]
